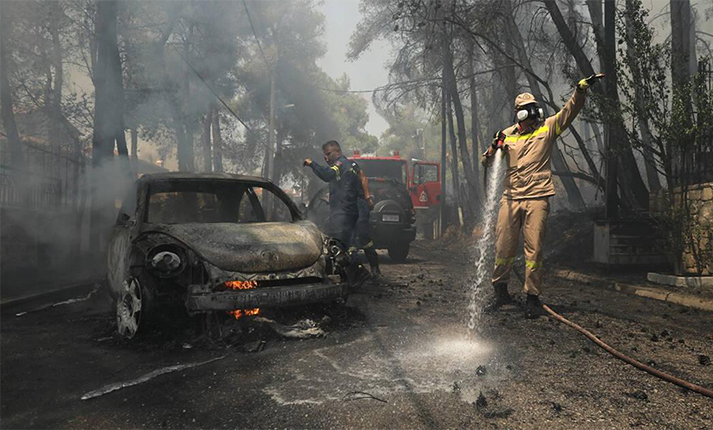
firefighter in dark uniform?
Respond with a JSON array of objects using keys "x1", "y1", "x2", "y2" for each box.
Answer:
[
  {"x1": 304, "y1": 140, "x2": 369, "y2": 286},
  {"x1": 354, "y1": 171, "x2": 380, "y2": 278}
]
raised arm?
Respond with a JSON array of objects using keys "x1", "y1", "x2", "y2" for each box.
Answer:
[{"x1": 550, "y1": 88, "x2": 585, "y2": 137}]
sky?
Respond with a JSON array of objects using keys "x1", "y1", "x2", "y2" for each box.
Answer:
[{"x1": 316, "y1": 0, "x2": 392, "y2": 138}]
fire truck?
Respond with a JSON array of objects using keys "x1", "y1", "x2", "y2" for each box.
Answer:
[
  {"x1": 307, "y1": 151, "x2": 441, "y2": 262},
  {"x1": 349, "y1": 151, "x2": 442, "y2": 209}
]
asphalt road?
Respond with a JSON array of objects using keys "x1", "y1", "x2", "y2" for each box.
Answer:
[{"x1": 2, "y1": 244, "x2": 712, "y2": 429}]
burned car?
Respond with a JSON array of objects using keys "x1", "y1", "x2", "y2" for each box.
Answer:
[{"x1": 107, "y1": 172, "x2": 350, "y2": 339}]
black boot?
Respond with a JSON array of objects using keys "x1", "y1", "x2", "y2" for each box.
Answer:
[
  {"x1": 483, "y1": 282, "x2": 513, "y2": 312},
  {"x1": 346, "y1": 263, "x2": 370, "y2": 290},
  {"x1": 524, "y1": 294, "x2": 546, "y2": 319},
  {"x1": 364, "y1": 248, "x2": 380, "y2": 279}
]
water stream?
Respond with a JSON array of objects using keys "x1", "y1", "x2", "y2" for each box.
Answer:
[{"x1": 467, "y1": 151, "x2": 506, "y2": 334}]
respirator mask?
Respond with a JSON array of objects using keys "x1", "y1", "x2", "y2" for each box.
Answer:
[{"x1": 515, "y1": 104, "x2": 544, "y2": 123}]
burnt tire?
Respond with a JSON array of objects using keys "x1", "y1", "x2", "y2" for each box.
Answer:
[
  {"x1": 116, "y1": 276, "x2": 154, "y2": 339},
  {"x1": 388, "y1": 243, "x2": 410, "y2": 263}
]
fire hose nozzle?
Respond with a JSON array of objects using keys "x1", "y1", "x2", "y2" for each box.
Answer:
[{"x1": 492, "y1": 131, "x2": 506, "y2": 150}]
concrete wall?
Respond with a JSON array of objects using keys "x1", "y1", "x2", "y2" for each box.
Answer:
[{"x1": 650, "y1": 182, "x2": 713, "y2": 275}]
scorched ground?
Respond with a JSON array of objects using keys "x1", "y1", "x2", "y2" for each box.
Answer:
[{"x1": 1, "y1": 240, "x2": 712, "y2": 429}]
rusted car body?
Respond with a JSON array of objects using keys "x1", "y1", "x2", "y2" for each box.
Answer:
[{"x1": 107, "y1": 172, "x2": 348, "y2": 339}]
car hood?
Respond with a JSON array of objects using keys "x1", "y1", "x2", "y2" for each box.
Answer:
[{"x1": 144, "y1": 221, "x2": 323, "y2": 273}]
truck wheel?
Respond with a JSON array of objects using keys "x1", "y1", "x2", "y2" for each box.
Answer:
[{"x1": 388, "y1": 243, "x2": 410, "y2": 263}]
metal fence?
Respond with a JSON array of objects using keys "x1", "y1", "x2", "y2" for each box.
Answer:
[{"x1": 0, "y1": 139, "x2": 87, "y2": 210}]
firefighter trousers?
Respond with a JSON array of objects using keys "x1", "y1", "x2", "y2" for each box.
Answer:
[{"x1": 491, "y1": 197, "x2": 550, "y2": 295}]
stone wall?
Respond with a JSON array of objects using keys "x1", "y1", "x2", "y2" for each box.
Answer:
[{"x1": 650, "y1": 182, "x2": 713, "y2": 275}]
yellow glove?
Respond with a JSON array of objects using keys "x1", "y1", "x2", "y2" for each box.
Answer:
[{"x1": 577, "y1": 73, "x2": 605, "y2": 92}]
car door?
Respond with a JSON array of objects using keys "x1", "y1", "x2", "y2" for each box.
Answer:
[{"x1": 409, "y1": 162, "x2": 441, "y2": 209}]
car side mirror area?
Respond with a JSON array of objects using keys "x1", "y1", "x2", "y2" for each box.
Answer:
[{"x1": 118, "y1": 212, "x2": 136, "y2": 227}]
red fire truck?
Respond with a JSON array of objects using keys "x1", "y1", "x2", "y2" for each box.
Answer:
[{"x1": 349, "y1": 150, "x2": 442, "y2": 210}]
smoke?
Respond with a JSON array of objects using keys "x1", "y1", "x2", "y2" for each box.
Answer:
[
  {"x1": 467, "y1": 151, "x2": 505, "y2": 335},
  {"x1": 0, "y1": 154, "x2": 134, "y2": 297}
]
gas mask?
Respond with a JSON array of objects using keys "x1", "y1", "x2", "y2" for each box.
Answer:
[{"x1": 515, "y1": 104, "x2": 544, "y2": 123}]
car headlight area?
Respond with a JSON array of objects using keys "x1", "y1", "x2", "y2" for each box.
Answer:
[{"x1": 146, "y1": 244, "x2": 187, "y2": 278}]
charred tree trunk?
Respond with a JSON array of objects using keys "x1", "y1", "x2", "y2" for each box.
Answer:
[
  {"x1": 624, "y1": 1, "x2": 661, "y2": 192},
  {"x1": 446, "y1": 92, "x2": 462, "y2": 223},
  {"x1": 202, "y1": 107, "x2": 213, "y2": 172},
  {"x1": 0, "y1": 5, "x2": 23, "y2": 168},
  {"x1": 176, "y1": 31, "x2": 195, "y2": 172},
  {"x1": 603, "y1": 0, "x2": 620, "y2": 217},
  {"x1": 212, "y1": 109, "x2": 223, "y2": 172},
  {"x1": 670, "y1": 0, "x2": 693, "y2": 93},
  {"x1": 443, "y1": 39, "x2": 481, "y2": 213},
  {"x1": 90, "y1": 0, "x2": 127, "y2": 254},
  {"x1": 467, "y1": 40, "x2": 486, "y2": 176},
  {"x1": 586, "y1": 0, "x2": 606, "y2": 70},
  {"x1": 494, "y1": 35, "x2": 518, "y2": 126},
  {"x1": 670, "y1": 0, "x2": 694, "y2": 187}
]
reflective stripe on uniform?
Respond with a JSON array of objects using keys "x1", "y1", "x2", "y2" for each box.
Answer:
[
  {"x1": 555, "y1": 114, "x2": 562, "y2": 135},
  {"x1": 363, "y1": 240, "x2": 374, "y2": 249},
  {"x1": 525, "y1": 259, "x2": 543, "y2": 269},
  {"x1": 496, "y1": 257, "x2": 515, "y2": 266},
  {"x1": 330, "y1": 165, "x2": 341, "y2": 180},
  {"x1": 504, "y1": 125, "x2": 550, "y2": 143}
]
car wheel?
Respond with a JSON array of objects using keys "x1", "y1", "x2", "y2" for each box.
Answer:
[
  {"x1": 388, "y1": 243, "x2": 410, "y2": 263},
  {"x1": 116, "y1": 277, "x2": 151, "y2": 339}
]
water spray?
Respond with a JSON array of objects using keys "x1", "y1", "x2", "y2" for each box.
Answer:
[{"x1": 467, "y1": 150, "x2": 506, "y2": 334}]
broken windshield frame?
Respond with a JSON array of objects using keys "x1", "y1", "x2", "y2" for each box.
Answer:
[{"x1": 142, "y1": 179, "x2": 298, "y2": 225}]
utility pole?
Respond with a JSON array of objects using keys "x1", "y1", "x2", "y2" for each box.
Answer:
[
  {"x1": 265, "y1": 71, "x2": 276, "y2": 217},
  {"x1": 267, "y1": 71, "x2": 276, "y2": 182},
  {"x1": 440, "y1": 79, "x2": 447, "y2": 236}
]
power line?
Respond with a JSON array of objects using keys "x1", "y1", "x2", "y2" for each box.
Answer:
[
  {"x1": 178, "y1": 51, "x2": 251, "y2": 131},
  {"x1": 241, "y1": 0, "x2": 272, "y2": 71}
]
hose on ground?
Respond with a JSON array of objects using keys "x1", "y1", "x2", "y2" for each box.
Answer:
[
  {"x1": 510, "y1": 265, "x2": 712, "y2": 398},
  {"x1": 541, "y1": 303, "x2": 713, "y2": 399}
]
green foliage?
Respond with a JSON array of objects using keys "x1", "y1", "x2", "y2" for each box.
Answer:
[{"x1": 378, "y1": 103, "x2": 440, "y2": 161}]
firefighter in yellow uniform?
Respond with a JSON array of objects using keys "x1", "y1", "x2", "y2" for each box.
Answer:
[{"x1": 482, "y1": 75, "x2": 601, "y2": 318}]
